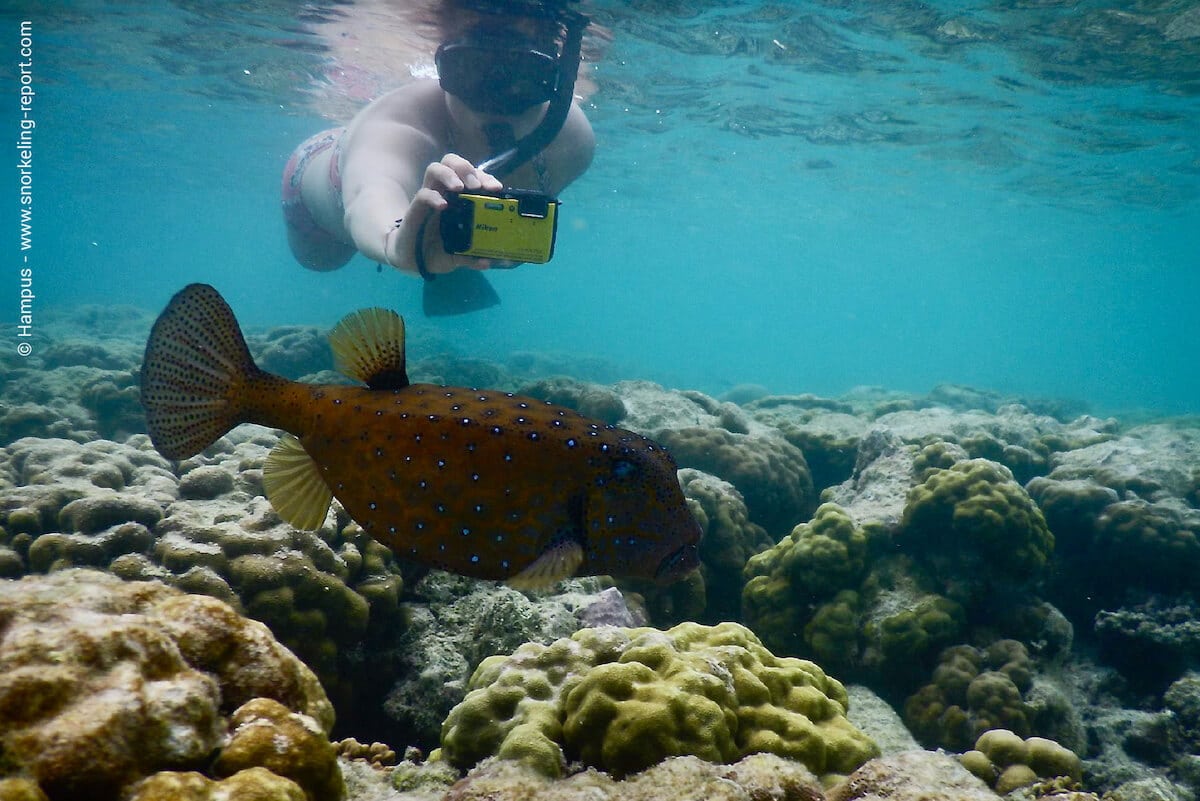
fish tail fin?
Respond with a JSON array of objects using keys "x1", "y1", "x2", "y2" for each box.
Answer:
[{"x1": 140, "y1": 283, "x2": 261, "y2": 459}]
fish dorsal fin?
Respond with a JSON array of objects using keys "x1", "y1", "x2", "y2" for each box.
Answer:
[
  {"x1": 328, "y1": 307, "x2": 409, "y2": 390},
  {"x1": 507, "y1": 537, "x2": 584, "y2": 591},
  {"x1": 263, "y1": 434, "x2": 334, "y2": 530}
]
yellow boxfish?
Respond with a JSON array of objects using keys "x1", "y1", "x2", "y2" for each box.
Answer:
[{"x1": 140, "y1": 284, "x2": 700, "y2": 589}]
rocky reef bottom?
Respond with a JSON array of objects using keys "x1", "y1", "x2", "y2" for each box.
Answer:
[{"x1": 1, "y1": 304, "x2": 1198, "y2": 800}]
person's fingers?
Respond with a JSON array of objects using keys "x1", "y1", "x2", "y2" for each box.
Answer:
[
  {"x1": 423, "y1": 161, "x2": 465, "y2": 193},
  {"x1": 411, "y1": 185, "x2": 450, "y2": 213},
  {"x1": 439, "y1": 153, "x2": 503, "y2": 193},
  {"x1": 477, "y1": 169, "x2": 503, "y2": 192},
  {"x1": 439, "y1": 152, "x2": 476, "y2": 176}
]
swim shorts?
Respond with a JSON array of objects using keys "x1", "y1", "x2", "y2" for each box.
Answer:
[{"x1": 281, "y1": 127, "x2": 355, "y2": 270}]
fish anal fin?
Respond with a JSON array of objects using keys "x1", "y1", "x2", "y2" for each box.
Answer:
[
  {"x1": 507, "y1": 537, "x2": 584, "y2": 591},
  {"x1": 263, "y1": 434, "x2": 334, "y2": 530},
  {"x1": 328, "y1": 307, "x2": 409, "y2": 390}
]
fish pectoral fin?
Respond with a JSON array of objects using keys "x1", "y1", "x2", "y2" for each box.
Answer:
[
  {"x1": 507, "y1": 538, "x2": 584, "y2": 591},
  {"x1": 263, "y1": 434, "x2": 334, "y2": 530},
  {"x1": 327, "y1": 307, "x2": 409, "y2": 390}
]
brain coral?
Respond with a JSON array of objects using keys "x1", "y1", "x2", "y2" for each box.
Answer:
[
  {"x1": 898, "y1": 459, "x2": 1053, "y2": 584},
  {"x1": 0, "y1": 433, "x2": 405, "y2": 708},
  {"x1": 0, "y1": 568, "x2": 335, "y2": 801},
  {"x1": 440, "y1": 621, "x2": 878, "y2": 781}
]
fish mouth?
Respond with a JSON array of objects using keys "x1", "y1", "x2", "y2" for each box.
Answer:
[{"x1": 653, "y1": 542, "x2": 700, "y2": 584}]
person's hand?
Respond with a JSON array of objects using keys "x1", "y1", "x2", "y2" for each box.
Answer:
[{"x1": 387, "y1": 154, "x2": 503, "y2": 275}]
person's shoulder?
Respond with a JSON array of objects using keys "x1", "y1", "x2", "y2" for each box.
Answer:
[
  {"x1": 345, "y1": 80, "x2": 448, "y2": 152},
  {"x1": 542, "y1": 101, "x2": 594, "y2": 188},
  {"x1": 355, "y1": 79, "x2": 445, "y2": 124},
  {"x1": 562, "y1": 101, "x2": 595, "y2": 155}
]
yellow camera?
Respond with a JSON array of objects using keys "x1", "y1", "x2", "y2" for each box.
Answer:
[{"x1": 439, "y1": 189, "x2": 559, "y2": 264}]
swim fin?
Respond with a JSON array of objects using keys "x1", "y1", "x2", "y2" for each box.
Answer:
[{"x1": 422, "y1": 268, "x2": 501, "y2": 316}]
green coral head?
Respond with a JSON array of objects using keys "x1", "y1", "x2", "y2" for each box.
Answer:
[
  {"x1": 440, "y1": 621, "x2": 878, "y2": 780},
  {"x1": 900, "y1": 459, "x2": 1053, "y2": 577}
]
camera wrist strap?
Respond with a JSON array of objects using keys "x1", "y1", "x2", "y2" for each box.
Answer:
[{"x1": 414, "y1": 217, "x2": 434, "y2": 280}]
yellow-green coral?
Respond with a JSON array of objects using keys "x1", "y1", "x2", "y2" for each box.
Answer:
[
  {"x1": 440, "y1": 621, "x2": 877, "y2": 781},
  {"x1": 960, "y1": 728, "x2": 1082, "y2": 793},
  {"x1": 911, "y1": 440, "x2": 968, "y2": 482},
  {"x1": 123, "y1": 768, "x2": 308, "y2": 801},
  {"x1": 212, "y1": 698, "x2": 343, "y2": 801},
  {"x1": 900, "y1": 459, "x2": 1053, "y2": 577},
  {"x1": 863, "y1": 593, "x2": 964, "y2": 669},
  {"x1": 0, "y1": 777, "x2": 49, "y2": 801},
  {"x1": 805, "y1": 590, "x2": 861, "y2": 665},
  {"x1": 904, "y1": 641, "x2": 1034, "y2": 752},
  {"x1": 742, "y1": 503, "x2": 875, "y2": 659}
]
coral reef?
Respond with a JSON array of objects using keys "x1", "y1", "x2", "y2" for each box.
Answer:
[
  {"x1": 827, "y1": 750, "x2": 1000, "y2": 801},
  {"x1": 1094, "y1": 596, "x2": 1200, "y2": 692},
  {"x1": 4, "y1": 305, "x2": 1200, "y2": 800},
  {"x1": 0, "y1": 432, "x2": 406, "y2": 723},
  {"x1": 0, "y1": 569, "x2": 336, "y2": 801},
  {"x1": 516, "y1": 376, "x2": 628, "y2": 425},
  {"x1": 960, "y1": 728, "x2": 1083, "y2": 794},
  {"x1": 898, "y1": 459, "x2": 1054, "y2": 584},
  {"x1": 440, "y1": 621, "x2": 878, "y2": 781},
  {"x1": 903, "y1": 641, "x2": 1036, "y2": 752},
  {"x1": 1032, "y1": 427, "x2": 1200, "y2": 606},
  {"x1": 625, "y1": 469, "x2": 771, "y2": 625},
  {"x1": 123, "y1": 768, "x2": 309, "y2": 801},
  {"x1": 246, "y1": 325, "x2": 334, "y2": 379},
  {"x1": 434, "y1": 753, "x2": 826, "y2": 801},
  {"x1": 742, "y1": 503, "x2": 881, "y2": 660},
  {"x1": 867, "y1": 404, "x2": 1114, "y2": 484},
  {"x1": 654, "y1": 426, "x2": 816, "y2": 534},
  {"x1": 381, "y1": 572, "x2": 614, "y2": 748},
  {"x1": 744, "y1": 395, "x2": 870, "y2": 492},
  {"x1": 213, "y1": 698, "x2": 343, "y2": 801}
]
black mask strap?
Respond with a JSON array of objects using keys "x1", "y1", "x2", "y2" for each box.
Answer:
[{"x1": 477, "y1": 10, "x2": 588, "y2": 180}]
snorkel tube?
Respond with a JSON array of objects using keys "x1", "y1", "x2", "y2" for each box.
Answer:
[{"x1": 477, "y1": 8, "x2": 588, "y2": 180}]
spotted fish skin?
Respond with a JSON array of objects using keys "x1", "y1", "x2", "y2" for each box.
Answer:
[{"x1": 140, "y1": 284, "x2": 701, "y2": 586}]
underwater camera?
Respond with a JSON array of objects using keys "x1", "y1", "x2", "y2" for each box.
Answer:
[{"x1": 439, "y1": 189, "x2": 559, "y2": 264}]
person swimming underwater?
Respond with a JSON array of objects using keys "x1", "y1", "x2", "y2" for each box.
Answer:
[{"x1": 281, "y1": 0, "x2": 595, "y2": 314}]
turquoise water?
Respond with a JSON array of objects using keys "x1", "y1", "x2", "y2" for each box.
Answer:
[{"x1": 13, "y1": 0, "x2": 1200, "y2": 414}]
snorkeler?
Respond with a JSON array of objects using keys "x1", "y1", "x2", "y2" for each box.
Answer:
[{"x1": 281, "y1": 0, "x2": 595, "y2": 314}]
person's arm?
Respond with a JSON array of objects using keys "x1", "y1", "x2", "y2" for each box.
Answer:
[
  {"x1": 340, "y1": 117, "x2": 435, "y2": 267},
  {"x1": 339, "y1": 96, "x2": 501, "y2": 275}
]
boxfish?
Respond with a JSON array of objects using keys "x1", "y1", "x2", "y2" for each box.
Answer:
[{"x1": 140, "y1": 284, "x2": 701, "y2": 589}]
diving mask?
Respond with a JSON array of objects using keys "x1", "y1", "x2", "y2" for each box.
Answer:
[{"x1": 436, "y1": 27, "x2": 560, "y2": 116}]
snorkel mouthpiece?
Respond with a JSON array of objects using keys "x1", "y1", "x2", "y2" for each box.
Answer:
[{"x1": 476, "y1": 9, "x2": 587, "y2": 178}]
